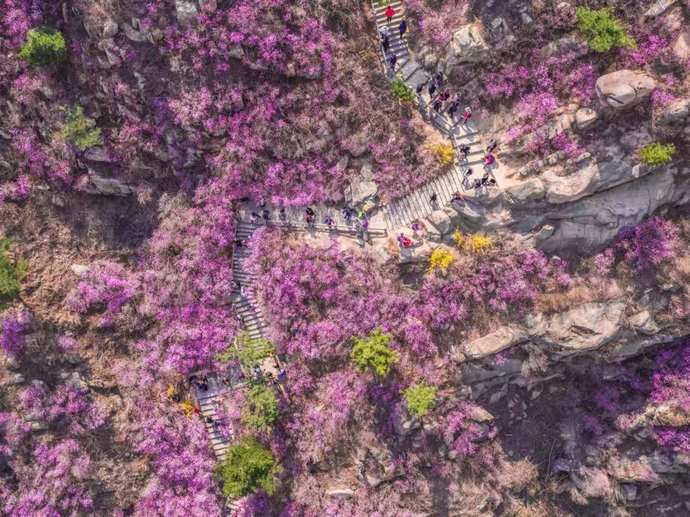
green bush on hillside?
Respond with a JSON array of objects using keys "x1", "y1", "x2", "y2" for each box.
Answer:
[
  {"x1": 19, "y1": 28, "x2": 66, "y2": 66},
  {"x1": 0, "y1": 239, "x2": 26, "y2": 308},
  {"x1": 242, "y1": 383, "x2": 279, "y2": 431},
  {"x1": 576, "y1": 7, "x2": 635, "y2": 53},
  {"x1": 217, "y1": 438, "x2": 278, "y2": 498},
  {"x1": 640, "y1": 142, "x2": 676, "y2": 166},
  {"x1": 60, "y1": 106, "x2": 102, "y2": 151},
  {"x1": 391, "y1": 78, "x2": 415, "y2": 103},
  {"x1": 351, "y1": 328, "x2": 399, "y2": 376},
  {"x1": 403, "y1": 382, "x2": 438, "y2": 418}
]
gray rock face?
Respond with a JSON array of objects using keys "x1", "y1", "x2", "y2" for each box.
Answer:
[
  {"x1": 464, "y1": 326, "x2": 527, "y2": 359},
  {"x1": 88, "y1": 175, "x2": 134, "y2": 196},
  {"x1": 643, "y1": 0, "x2": 677, "y2": 18},
  {"x1": 653, "y1": 97, "x2": 690, "y2": 139},
  {"x1": 528, "y1": 301, "x2": 626, "y2": 351},
  {"x1": 349, "y1": 178, "x2": 378, "y2": 206},
  {"x1": 175, "y1": 0, "x2": 198, "y2": 25},
  {"x1": 83, "y1": 147, "x2": 115, "y2": 163},
  {"x1": 595, "y1": 70, "x2": 657, "y2": 110},
  {"x1": 539, "y1": 167, "x2": 677, "y2": 252},
  {"x1": 671, "y1": 29, "x2": 690, "y2": 61},
  {"x1": 445, "y1": 23, "x2": 490, "y2": 70},
  {"x1": 426, "y1": 209, "x2": 452, "y2": 236},
  {"x1": 574, "y1": 108, "x2": 598, "y2": 130}
]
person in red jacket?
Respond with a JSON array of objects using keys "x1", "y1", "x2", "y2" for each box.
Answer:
[{"x1": 385, "y1": 5, "x2": 395, "y2": 23}]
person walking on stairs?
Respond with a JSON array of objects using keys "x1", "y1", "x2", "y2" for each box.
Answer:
[
  {"x1": 385, "y1": 5, "x2": 395, "y2": 24},
  {"x1": 399, "y1": 19, "x2": 407, "y2": 38},
  {"x1": 382, "y1": 33, "x2": 390, "y2": 53},
  {"x1": 428, "y1": 81, "x2": 437, "y2": 98},
  {"x1": 279, "y1": 207, "x2": 287, "y2": 223},
  {"x1": 459, "y1": 144, "x2": 471, "y2": 161},
  {"x1": 388, "y1": 53, "x2": 397, "y2": 72},
  {"x1": 305, "y1": 206, "x2": 316, "y2": 226},
  {"x1": 429, "y1": 192, "x2": 438, "y2": 209},
  {"x1": 447, "y1": 99, "x2": 460, "y2": 119},
  {"x1": 434, "y1": 71, "x2": 444, "y2": 89},
  {"x1": 462, "y1": 106, "x2": 472, "y2": 125},
  {"x1": 486, "y1": 138, "x2": 498, "y2": 154}
]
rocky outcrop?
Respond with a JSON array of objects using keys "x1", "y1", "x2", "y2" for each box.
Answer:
[
  {"x1": 79, "y1": 175, "x2": 134, "y2": 196},
  {"x1": 671, "y1": 29, "x2": 690, "y2": 61},
  {"x1": 574, "y1": 108, "x2": 599, "y2": 131},
  {"x1": 595, "y1": 70, "x2": 656, "y2": 110},
  {"x1": 653, "y1": 98, "x2": 690, "y2": 141},
  {"x1": 445, "y1": 23, "x2": 490, "y2": 71}
]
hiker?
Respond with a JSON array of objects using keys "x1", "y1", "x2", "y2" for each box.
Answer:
[
  {"x1": 439, "y1": 90, "x2": 450, "y2": 103},
  {"x1": 462, "y1": 106, "x2": 472, "y2": 124},
  {"x1": 429, "y1": 192, "x2": 438, "y2": 206},
  {"x1": 379, "y1": 25, "x2": 390, "y2": 40},
  {"x1": 234, "y1": 280, "x2": 242, "y2": 292},
  {"x1": 385, "y1": 4, "x2": 395, "y2": 23},
  {"x1": 432, "y1": 98, "x2": 443, "y2": 112},
  {"x1": 428, "y1": 81, "x2": 437, "y2": 98},
  {"x1": 233, "y1": 239, "x2": 244, "y2": 248},
  {"x1": 486, "y1": 139, "x2": 498, "y2": 154},
  {"x1": 279, "y1": 207, "x2": 287, "y2": 222},
  {"x1": 258, "y1": 198, "x2": 266, "y2": 208},
  {"x1": 342, "y1": 207, "x2": 354, "y2": 225},
  {"x1": 250, "y1": 211, "x2": 260, "y2": 224},
  {"x1": 398, "y1": 233, "x2": 413, "y2": 248},
  {"x1": 357, "y1": 209, "x2": 366, "y2": 220},
  {"x1": 434, "y1": 71, "x2": 444, "y2": 88},
  {"x1": 388, "y1": 53, "x2": 397, "y2": 71},
  {"x1": 459, "y1": 144, "x2": 471, "y2": 161},
  {"x1": 324, "y1": 214, "x2": 335, "y2": 228},
  {"x1": 262, "y1": 208, "x2": 270, "y2": 223},
  {"x1": 447, "y1": 100, "x2": 460, "y2": 118},
  {"x1": 382, "y1": 33, "x2": 390, "y2": 53},
  {"x1": 416, "y1": 78, "x2": 428, "y2": 96},
  {"x1": 483, "y1": 153, "x2": 495, "y2": 169},
  {"x1": 399, "y1": 19, "x2": 407, "y2": 38},
  {"x1": 451, "y1": 191, "x2": 464, "y2": 203},
  {"x1": 277, "y1": 369, "x2": 287, "y2": 382},
  {"x1": 305, "y1": 207, "x2": 316, "y2": 226}
]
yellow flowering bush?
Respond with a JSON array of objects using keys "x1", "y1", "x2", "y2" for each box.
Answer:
[
  {"x1": 426, "y1": 142, "x2": 455, "y2": 166},
  {"x1": 428, "y1": 248, "x2": 455, "y2": 273},
  {"x1": 468, "y1": 234, "x2": 494, "y2": 254}
]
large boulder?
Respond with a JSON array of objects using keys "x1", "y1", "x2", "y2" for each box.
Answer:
[
  {"x1": 671, "y1": 29, "x2": 690, "y2": 61},
  {"x1": 175, "y1": 0, "x2": 198, "y2": 25},
  {"x1": 87, "y1": 175, "x2": 134, "y2": 196},
  {"x1": 527, "y1": 301, "x2": 626, "y2": 351},
  {"x1": 445, "y1": 23, "x2": 490, "y2": 71},
  {"x1": 574, "y1": 107, "x2": 599, "y2": 130},
  {"x1": 595, "y1": 70, "x2": 657, "y2": 110},
  {"x1": 653, "y1": 97, "x2": 690, "y2": 139}
]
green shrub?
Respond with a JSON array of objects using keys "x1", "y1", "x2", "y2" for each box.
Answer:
[
  {"x1": 640, "y1": 142, "x2": 676, "y2": 166},
  {"x1": 0, "y1": 239, "x2": 26, "y2": 308},
  {"x1": 351, "y1": 328, "x2": 399, "y2": 376},
  {"x1": 217, "y1": 438, "x2": 278, "y2": 498},
  {"x1": 242, "y1": 383, "x2": 279, "y2": 431},
  {"x1": 403, "y1": 383, "x2": 437, "y2": 418},
  {"x1": 576, "y1": 7, "x2": 635, "y2": 53},
  {"x1": 390, "y1": 78, "x2": 415, "y2": 103},
  {"x1": 19, "y1": 28, "x2": 67, "y2": 66},
  {"x1": 216, "y1": 332, "x2": 275, "y2": 368},
  {"x1": 60, "y1": 106, "x2": 102, "y2": 151}
]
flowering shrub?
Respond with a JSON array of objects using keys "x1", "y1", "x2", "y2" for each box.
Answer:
[
  {"x1": 0, "y1": 309, "x2": 30, "y2": 359},
  {"x1": 442, "y1": 402, "x2": 489, "y2": 457},
  {"x1": 649, "y1": 342, "x2": 690, "y2": 454},
  {"x1": 614, "y1": 217, "x2": 679, "y2": 272},
  {"x1": 426, "y1": 142, "x2": 455, "y2": 166},
  {"x1": 428, "y1": 248, "x2": 454, "y2": 274},
  {"x1": 66, "y1": 261, "x2": 137, "y2": 327}
]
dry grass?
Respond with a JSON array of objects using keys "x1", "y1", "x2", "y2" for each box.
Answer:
[{"x1": 534, "y1": 279, "x2": 623, "y2": 314}]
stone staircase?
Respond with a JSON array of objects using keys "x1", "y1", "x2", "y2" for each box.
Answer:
[
  {"x1": 236, "y1": 205, "x2": 388, "y2": 238},
  {"x1": 372, "y1": 0, "x2": 492, "y2": 230}
]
